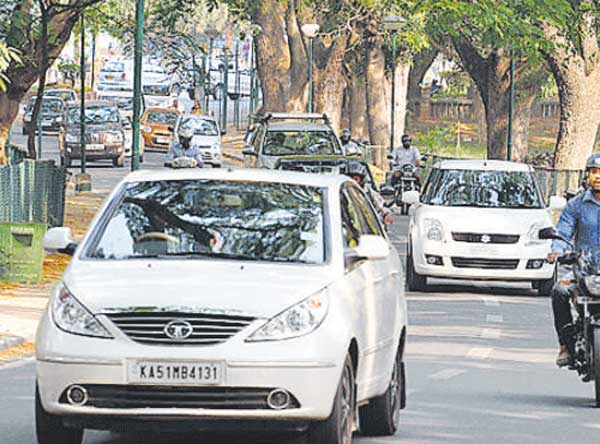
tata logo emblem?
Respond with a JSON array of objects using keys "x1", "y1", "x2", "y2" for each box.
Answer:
[
  {"x1": 480, "y1": 234, "x2": 492, "y2": 244},
  {"x1": 164, "y1": 320, "x2": 193, "y2": 340}
]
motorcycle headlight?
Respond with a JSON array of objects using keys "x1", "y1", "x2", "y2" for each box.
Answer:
[
  {"x1": 526, "y1": 222, "x2": 548, "y2": 246},
  {"x1": 51, "y1": 282, "x2": 113, "y2": 339},
  {"x1": 65, "y1": 133, "x2": 79, "y2": 143},
  {"x1": 424, "y1": 218, "x2": 444, "y2": 241},
  {"x1": 105, "y1": 132, "x2": 124, "y2": 144},
  {"x1": 246, "y1": 292, "x2": 328, "y2": 342},
  {"x1": 584, "y1": 276, "x2": 600, "y2": 297}
]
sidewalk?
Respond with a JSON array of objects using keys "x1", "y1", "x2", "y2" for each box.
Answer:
[{"x1": 0, "y1": 135, "x2": 247, "y2": 362}]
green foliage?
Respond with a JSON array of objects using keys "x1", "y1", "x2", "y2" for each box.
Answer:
[
  {"x1": 0, "y1": 43, "x2": 21, "y2": 91},
  {"x1": 433, "y1": 68, "x2": 472, "y2": 98}
]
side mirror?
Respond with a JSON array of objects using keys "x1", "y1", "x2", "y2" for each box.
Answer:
[
  {"x1": 352, "y1": 235, "x2": 389, "y2": 260},
  {"x1": 221, "y1": 129, "x2": 227, "y2": 135},
  {"x1": 402, "y1": 190, "x2": 420, "y2": 205},
  {"x1": 538, "y1": 227, "x2": 561, "y2": 241},
  {"x1": 549, "y1": 195, "x2": 567, "y2": 211},
  {"x1": 43, "y1": 227, "x2": 78, "y2": 255},
  {"x1": 242, "y1": 145, "x2": 257, "y2": 156},
  {"x1": 167, "y1": 126, "x2": 174, "y2": 132}
]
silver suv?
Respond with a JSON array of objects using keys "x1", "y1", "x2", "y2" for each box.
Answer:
[{"x1": 242, "y1": 113, "x2": 345, "y2": 169}]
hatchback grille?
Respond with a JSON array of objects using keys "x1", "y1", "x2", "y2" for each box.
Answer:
[
  {"x1": 105, "y1": 312, "x2": 256, "y2": 346},
  {"x1": 59, "y1": 385, "x2": 300, "y2": 410},
  {"x1": 451, "y1": 232, "x2": 520, "y2": 244},
  {"x1": 451, "y1": 257, "x2": 519, "y2": 270}
]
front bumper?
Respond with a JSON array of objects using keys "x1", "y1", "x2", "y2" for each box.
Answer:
[
  {"x1": 143, "y1": 132, "x2": 171, "y2": 149},
  {"x1": 65, "y1": 143, "x2": 123, "y2": 160},
  {"x1": 413, "y1": 238, "x2": 554, "y2": 281}
]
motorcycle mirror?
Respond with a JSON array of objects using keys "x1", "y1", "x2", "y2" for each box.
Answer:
[
  {"x1": 538, "y1": 227, "x2": 561, "y2": 240},
  {"x1": 387, "y1": 154, "x2": 393, "y2": 160}
]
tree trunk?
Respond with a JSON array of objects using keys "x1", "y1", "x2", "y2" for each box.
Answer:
[
  {"x1": 407, "y1": 48, "x2": 437, "y2": 114},
  {"x1": 314, "y1": 37, "x2": 348, "y2": 131},
  {"x1": 512, "y1": 95, "x2": 535, "y2": 162},
  {"x1": 392, "y1": 63, "x2": 410, "y2": 146},
  {"x1": 365, "y1": 37, "x2": 389, "y2": 148},
  {"x1": 472, "y1": 86, "x2": 487, "y2": 147},
  {"x1": 347, "y1": 75, "x2": 368, "y2": 141}
]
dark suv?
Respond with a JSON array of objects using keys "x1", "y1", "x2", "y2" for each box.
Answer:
[{"x1": 59, "y1": 101, "x2": 126, "y2": 167}]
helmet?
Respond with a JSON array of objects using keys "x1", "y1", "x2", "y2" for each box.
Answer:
[
  {"x1": 401, "y1": 134, "x2": 412, "y2": 144},
  {"x1": 340, "y1": 128, "x2": 351, "y2": 139},
  {"x1": 586, "y1": 152, "x2": 600, "y2": 170},
  {"x1": 346, "y1": 161, "x2": 367, "y2": 186},
  {"x1": 178, "y1": 127, "x2": 194, "y2": 144}
]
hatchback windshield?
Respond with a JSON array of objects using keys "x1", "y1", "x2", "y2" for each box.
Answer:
[
  {"x1": 44, "y1": 90, "x2": 75, "y2": 101},
  {"x1": 102, "y1": 61, "x2": 125, "y2": 72},
  {"x1": 263, "y1": 131, "x2": 342, "y2": 156},
  {"x1": 179, "y1": 116, "x2": 218, "y2": 136},
  {"x1": 28, "y1": 98, "x2": 63, "y2": 113},
  {"x1": 67, "y1": 106, "x2": 120, "y2": 125},
  {"x1": 86, "y1": 180, "x2": 326, "y2": 264},
  {"x1": 143, "y1": 84, "x2": 170, "y2": 96},
  {"x1": 425, "y1": 169, "x2": 543, "y2": 209},
  {"x1": 147, "y1": 111, "x2": 178, "y2": 125},
  {"x1": 98, "y1": 95, "x2": 133, "y2": 110}
]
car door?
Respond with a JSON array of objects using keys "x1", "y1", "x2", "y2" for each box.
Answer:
[
  {"x1": 346, "y1": 184, "x2": 401, "y2": 388},
  {"x1": 244, "y1": 124, "x2": 262, "y2": 168}
]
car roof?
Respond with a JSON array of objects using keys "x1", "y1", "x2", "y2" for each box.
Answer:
[
  {"x1": 435, "y1": 159, "x2": 533, "y2": 172},
  {"x1": 123, "y1": 167, "x2": 351, "y2": 188},
  {"x1": 265, "y1": 122, "x2": 333, "y2": 132}
]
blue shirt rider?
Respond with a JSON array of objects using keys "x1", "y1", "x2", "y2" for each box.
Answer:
[{"x1": 165, "y1": 127, "x2": 204, "y2": 167}]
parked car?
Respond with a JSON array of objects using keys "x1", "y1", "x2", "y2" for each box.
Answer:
[
  {"x1": 98, "y1": 59, "x2": 134, "y2": 91},
  {"x1": 44, "y1": 88, "x2": 77, "y2": 103},
  {"x1": 172, "y1": 114, "x2": 223, "y2": 167},
  {"x1": 143, "y1": 64, "x2": 179, "y2": 108},
  {"x1": 22, "y1": 97, "x2": 65, "y2": 134},
  {"x1": 405, "y1": 159, "x2": 562, "y2": 294},
  {"x1": 36, "y1": 168, "x2": 408, "y2": 444},
  {"x1": 242, "y1": 113, "x2": 346, "y2": 169},
  {"x1": 140, "y1": 107, "x2": 180, "y2": 150},
  {"x1": 58, "y1": 101, "x2": 126, "y2": 168}
]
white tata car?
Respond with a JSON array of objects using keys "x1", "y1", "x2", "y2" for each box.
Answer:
[
  {"x1": 172, "y1": 114, "x2": 223, "y2": 167},
  {"x1": 36, "y1": 168, "x2": 408, "y2": 444},
  {"x1": 405, "y1": 159, "x2": 564, "y2": 295}
]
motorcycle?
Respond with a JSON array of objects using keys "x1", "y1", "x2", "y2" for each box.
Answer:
[
  {"x1": 389, "y1": 163, "x2": 420, "y2": 215},
  {"x1": 164, "y1": 156, "x2": 200, "y2": 169},
  {"x1": 539, "y1": 227, "x2": 600, "y2": 406}
]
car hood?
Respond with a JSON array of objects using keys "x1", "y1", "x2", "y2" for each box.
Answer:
[
  {"x1": 64, "y1": 260, "x2": 333, "y2": 318},
  {"x1": 148, "y1": 122, "x2": 173, "y2": 133},
  {"x1": 417, "y1": 205, "x2": 552, "y2": 234},
  {"x1": 66, "y1": 123, "x2": 122, "y2": 134},
  {"x1": 191, "y1": 134, "x2": 220, "y2": 147}
]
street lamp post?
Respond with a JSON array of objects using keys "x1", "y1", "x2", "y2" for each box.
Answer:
[
  {"x1": 301, "y1": 23, "x2": 320, "y2": 113},
  {"x1": 248, "y1": 38, "x2": 256, "y2": 124},
  {"x1": 234, "y1": 40, "x2": 241, "y2": 130},
  {"x1": 205, "y1": 27, "x2": 220, "y2": 117},
  {"x1": 507, "y1": 49, "x2": 515, "y2": 161},
  {"x1": 221, "y1": 49, "x2": 229, "y2": 131},
  {"x1": 131, "y1": 0, "x2": 145, "y2": 171},
  {"x1": 79, "y1": 13, "x2": 86, "y2": 175},
  {"x1": 383, "y1": 15, "x2": 406, "y2": 153}
]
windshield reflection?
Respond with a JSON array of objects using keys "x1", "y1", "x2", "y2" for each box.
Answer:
[
  {"x1": 86, "y1": 180, "x2": 326, "y2": 264},
  {"x1": 263, "y1": 131, "x2": 342, "y2": 156}
]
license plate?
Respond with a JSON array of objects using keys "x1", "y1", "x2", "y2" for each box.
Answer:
[
  {"x1": 156, "y1": 136, "x2": 170, "y2": 144},
  {"x1": 127, "y1": 360, "x2": 223, "y2": 385},
  {"x1": 42, "y1": 120, "x2": 53, "y2": 127},
  {"x1": 468, "y1": 244, "x2": 500, "y2": 256},
  {"x1": 86, "y1": 144, "x2": 104, "y2": 151},
  {"x1": 106, "y1": 75, "x2": 114, "y2": 80}
]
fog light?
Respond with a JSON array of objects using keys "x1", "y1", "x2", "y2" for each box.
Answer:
[
  {"x1": 66, "y1": 385, "x2": 88, "y2": 406},
  {"x1": 526, "y1": 259, "x2": 545, "y2": 269},
  {"x1": 425, "y1": 255, "x2": 443, "y2": 266},
  {"x1": 267, "y1": 389, "x2": 291, "y2": 410}
]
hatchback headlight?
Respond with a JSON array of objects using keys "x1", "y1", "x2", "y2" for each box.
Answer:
[
  {"x1": 105, "y1": 132, "x2": 124, "y2": 144},
  {"x1": 51, "y1": 282, "x2": 113, "y2": 339},
  {"x1": 141, "y1": 125, "x2": 152, "y2": 133},
  {"x1": 246, "y1": 292, "x2": 328, "y2": 342},
  {"x1": 65, "y1": 133, "x2": 79, "y2": 143},
  {"x1": 526, "y1": 222, "x2": 547, "y2": 246},
  {"x1": 584, "y1": 276, "x2": 600, "y2": 297},
  {"x1": 424, "y1": 218, "x2": 444, "y2": 241}
]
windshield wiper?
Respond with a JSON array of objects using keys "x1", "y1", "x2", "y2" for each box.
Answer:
[{"x1": 154, "y1": 251, "x2": 262, "y2": 261}]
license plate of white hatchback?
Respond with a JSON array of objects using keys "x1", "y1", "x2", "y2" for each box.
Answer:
[{"x1": 127, "y1": 360, "x2": 223, "y2": 385}]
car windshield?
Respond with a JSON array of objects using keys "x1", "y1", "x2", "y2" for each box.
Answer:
[
  {"x1": 263, "y1": 131, "x2": 342, "y2": 156},
  {"x1": 179, "y1": 117, "x2": 218, "y2": 136},
  {"x1": 67, "y1": 106, "x2": 120, "y2": 125},
  {"x1": 102, "y1": 61, "x2": 125, "y2": 72},
  {"x1": 143, "y1": 84, "x2": 170, "y2": 96},
  {"x1": 28, "y1": 98, "x2": 63, "y2": 113},
  {"x1": 86, "y1": 180, "x2": 326, "y2": 264},
  {"x1": 425, "y1": 169, "x2": 543, "y2": 209},
  {"x1": 99, "y1": 95, "x2": 133, "y2": 110},
  {"x1": 147, "y1": 111, "x2": 178, "y2": 125},
  {"x1": 45, "y1": 91, "x2": 75, "y2": 101}
]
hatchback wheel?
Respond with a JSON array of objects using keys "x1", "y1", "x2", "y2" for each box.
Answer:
[
  {"x1": 309, "y1": 354, "x2": 355, "y2": 444},
  {"x1": 36, "y1": 384, "x2": 83, "y2": 444},
  {"x1": 113, "y1": 155, "x2": 125, "y2": 167},
  {"x1": 407, "y1": 245, "x2": 427, "y2": 292},
  {"x1": 359, "y1": 346, "x2": 405, "y2": 436}
]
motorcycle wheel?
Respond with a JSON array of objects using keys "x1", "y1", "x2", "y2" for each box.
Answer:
[{"x1": 594, "y1": 328, "x2": 600, "y2": 407}]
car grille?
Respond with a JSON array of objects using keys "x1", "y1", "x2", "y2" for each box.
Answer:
[
  {"x1": 59, "y1": 385, "x2": 300, "y2": 410},
  {"x1": 85, "y1": 133, "x2": 107, "y2": 144},
  {"x1": 451, "y1": 232, "x2": 520, "y2": 244},
  {"x1": 202, "y1": 152, "x2": 213, "y2": 161},
  {"x1": 105, "y1": 312, "x2": 256, "y2": 346},
  {"x1": 451, "y1": 257, "x2": 519, "y2": 270}
]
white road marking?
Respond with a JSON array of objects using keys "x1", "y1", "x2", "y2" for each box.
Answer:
[
  {"x1": 0, "y1": 356, "x2": 34, "y2": 371},
  {"x1": 466, "y1": 347, "x2": 492, "y2": 359},
  {"x1": 486, "y1": 314, "x2": 504, "y2": 323},
  {"x1": 481, "y1": 328, "x2": 501, "y2": 339},
  {"x1": 481, "y1": 296, "x2": 500, "y2": 307},
  {"x1": 428, "y1": 368, "x2": 466, "y2": 380}
]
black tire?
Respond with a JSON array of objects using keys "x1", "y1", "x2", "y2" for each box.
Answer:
[
  {"x1": 359, "y1": 346, "x2": 404, "y2": 436},
  {"x1": 139, "y1": 154, "x2": 144, "y2": 163},
  {"x1": 36, "y1": 384, "x2": 83, "y2": 444},
  {"x1": 213, "y1": 163, "x2": 222, "y2": 168},
  {"x1": 309, "y1": 354, "x2": 355, "y2": 444},
  {"x1": 22, "y1": 125, "x2": 28, "y2": 135},
  {"x1": 63, "y1": 154, "x2": 71, "y2": 168},
  {"x1": 535, "y1": 266, "x2": 557, "y2": 296},
  {"x1": 401, "y1": 204, "x2": 409, "y2": 215},
  {"x1": 594, "y1": 328, "x2": 600, "y2": 407},
  {"x1": 113, "y1": 155, "x2": 124, "y2": 167},
  {"x1": 407, "y1": 244, "x2": 427, "y2": 292}
]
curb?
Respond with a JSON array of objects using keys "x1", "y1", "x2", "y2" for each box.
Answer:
[
  {"x1": 0, "y1": 335, "x2": 25, "y2": 352},
  {"x1": 223, "y1": 152, "x2": 244, "y2": 163}
]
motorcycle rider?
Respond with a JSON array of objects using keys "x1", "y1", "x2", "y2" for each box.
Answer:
[
  {"x1": 547, "y1": 152, "x2": 600, "y2": 366},
  {"x1": 340, "y1": 128, "x2": 362, "y2": 156},
  {"x1": 347, "y1": 161, "x2": 393, "y2": 226},
  {"x1": 391, "y1": 134, "x2": 421, "y2": 187},
  {"x1": 164, "y1": 126, "x2": 205, "y2": 167}
]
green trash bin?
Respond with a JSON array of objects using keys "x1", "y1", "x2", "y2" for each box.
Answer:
[{"x1": 0, "y1": 222, "x2": 46, "y2": 283}]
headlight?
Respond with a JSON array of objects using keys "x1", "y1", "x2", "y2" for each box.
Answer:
[
  {"x1": 424, "y1": 218, "x2": 444, "y2": 241},
  {"x1": 584, "y1": 276, "x2": 600, "y2": 297},
  {"x1": 246, "y1": 292, "x2": 328, "y2": 342},
  {"x1": 141, "y1": 125, "x2": 152, "y2": 133},
  {"x1": 105, "y1": 132, "x2": 124, "y2": 144},
  {"x1": 51, "y1": 282, "x2": 113, "y2": 339},
  {"x1": 65, "y1": 133, "x2": 79, "y2": 143},
  {"x1": 526, "y1": 222, "x2": 548, "y2": 246}
]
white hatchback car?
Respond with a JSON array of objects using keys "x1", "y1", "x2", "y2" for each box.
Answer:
[
  {"x1": 36, "y1": 168, "x2": 408, "y2": 444},
  {"x1": 172, "y1": 114, "x2": 223, "y2": 167},
  {"x1": 405, "y1": 159, "x2": 562, "y2": 295}
]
